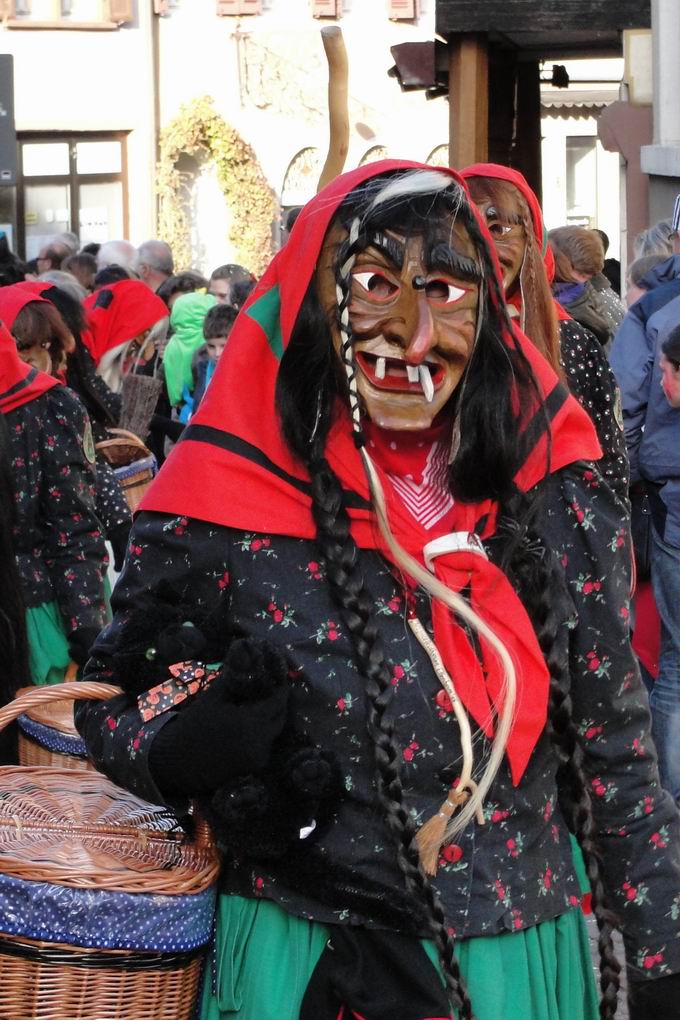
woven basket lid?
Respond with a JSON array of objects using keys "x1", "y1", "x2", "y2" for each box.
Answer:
[
  {"x1": 14, "y1": 687, "x2": 79, "y2": 737},
  {"x1": 0, "y1": 767, "x2": 218, "y2": 896}
]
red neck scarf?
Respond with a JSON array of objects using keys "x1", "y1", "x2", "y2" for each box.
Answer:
[
  {"x1": 461, "y1": 163, "x2": 571, "y2": 323},
  {"x1": 142, "y1": 160, "x2": 601, "y2": 784},
  {"x1": 83, "y1": 279, "x2": 167, "y2": 364}
]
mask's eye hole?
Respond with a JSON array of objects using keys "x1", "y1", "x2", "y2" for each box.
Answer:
[
  {"x1": 487, "y1": 222, "x2": 515, "y2": 239},
  {"x1": 352, "y1": 270, "x2": 399, "y2": 302},
  {"x1": 425, "y1": 279, "x2": 468, "y2": 306}
]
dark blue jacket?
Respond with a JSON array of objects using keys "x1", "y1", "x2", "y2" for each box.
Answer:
[{"x1": 610, "y1": 255, "x2": 680, "y2": 544}]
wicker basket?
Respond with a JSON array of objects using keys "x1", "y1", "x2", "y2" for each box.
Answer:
[
  {"x1": 15, "y1": 686, "x2": 92, "y2": 772},
  {"x1": 113, "y1": 455, "x2": 157, "y2": 514},
  {"x1": 96, "y1": 428, "x2": 157, "y2": 514},
  {"x1": 0, "y1": 683, "x2": 219, "y2": 1020}
]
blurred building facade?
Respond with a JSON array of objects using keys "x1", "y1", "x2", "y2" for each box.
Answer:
[{"x1": 0, "y1": 0, "x2": 453, "y2": 268}]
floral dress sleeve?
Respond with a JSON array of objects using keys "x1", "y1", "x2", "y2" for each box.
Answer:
[
  {"x1": 75, "y1": 511, "x2": 231, "y2": 806},
  {"x1": 39, "y1": 387, "x2": 109, "y2": 665},
  {"x1": 539, "y1": 462, "x2": 680, "y2": 979}
]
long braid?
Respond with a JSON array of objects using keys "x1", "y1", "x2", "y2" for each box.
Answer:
[
  {"x1": 320, "y1": 211, "x2": 475, "y2": 1018},
  {"x1": 500, "y1": 502, "x2": 622, "y2": 1019},
  {"x1": 307, "y1": 449, "x2": 474, "y2": 1019}
]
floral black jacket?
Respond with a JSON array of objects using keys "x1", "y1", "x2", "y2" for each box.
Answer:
[
  {"x1": 76, "y1": 461, "x2": 680, "y2": 978},
  {"x1": 6, "y1": 385, "x2": 109, "y2": 664}
]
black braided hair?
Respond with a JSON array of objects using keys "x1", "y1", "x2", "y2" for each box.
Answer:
[
  {"x1": 307, "y1": 445, "x2": 474, "y2": 1019},
  {"x1": 497, "y1": 497, "x2": 621, "y2": 1019}
]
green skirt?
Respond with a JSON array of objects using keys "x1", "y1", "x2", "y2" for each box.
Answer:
[
  {"x1": 199, "y1": 895, "x2": 599, "y2": 1020},
  {"x1": 25, "y1": 602, "x2": 71, "y2": 686}
]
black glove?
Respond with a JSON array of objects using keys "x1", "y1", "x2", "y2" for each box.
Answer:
[
  {"x1": 628, "y1": 970, "x2": 680, "y2": 1019},
  {"x1": 148, "y1": 639, "x2": 290, "y2": 799}
]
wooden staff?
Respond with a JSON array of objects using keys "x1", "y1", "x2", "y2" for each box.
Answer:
[{"x1": 317, "y1": 25, "x2": 350, "y2": 192}]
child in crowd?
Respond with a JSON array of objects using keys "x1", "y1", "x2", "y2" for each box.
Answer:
[
  {"x1": 660, "y1": 323, "x2": 680, "y2": 408},
  {"x1": 179, "y1": 302, "x2": 237, "y2": 422}
]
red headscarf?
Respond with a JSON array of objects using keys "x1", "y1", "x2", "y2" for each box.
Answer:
[
  {"x1": 461, "y1": 163, "x2": 571, "y2": 322},
  {"x1": 0, "y1": 318, "x2": 57, "y2": 413},
  {"x1": 0, "y1": 285, "x2": 51, "y2": 331},
  {"x1": 142, "y1": 160, "x2": 601, "y2": 783},
  {"x1": 83, "y1": 280, "x2": 167, "y2": 364}
]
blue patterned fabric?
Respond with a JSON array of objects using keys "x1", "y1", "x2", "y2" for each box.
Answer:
[
  {"x1": 0, "y1": 872, "x2": 216, "y2": 952},
  {"x1": 18, "y1": 714, "x2": 88, "y2": 758}
]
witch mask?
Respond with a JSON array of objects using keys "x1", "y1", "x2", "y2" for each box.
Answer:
[{"x1": 317, "y1": 192, "x2": 481, "y2": 432}]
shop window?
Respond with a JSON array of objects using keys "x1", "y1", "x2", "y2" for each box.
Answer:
[{"x1": 17, "y1": 133, "x2": 128, "y2": 259}]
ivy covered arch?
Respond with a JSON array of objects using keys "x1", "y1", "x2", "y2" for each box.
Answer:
[{"x1": 157, "y1": 96, "x2": 277, "y2": 276}]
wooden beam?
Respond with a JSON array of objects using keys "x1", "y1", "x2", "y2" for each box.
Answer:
[
  {"x1": 437, "y1": 0, "x2": 650, "y2": 35},
  {"x1": 513, "y1": 60, "x2": 542, "y2": 201},
  {"x1": 448, "y1": 34, "x2": 488, "y2": 169}
]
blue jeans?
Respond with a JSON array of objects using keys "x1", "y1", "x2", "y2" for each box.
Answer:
[{"x1": 649, "y1": 522, "x2": 680, "y2": 804}]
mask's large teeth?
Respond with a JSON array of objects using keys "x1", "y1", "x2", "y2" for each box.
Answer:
[
  {"x1": 406, "y1": 364, "x2": 420, "y2": 383},
  {"x1": 419, "y1": 364, "x2": 435, "y2": 403},
  {"x1": 375, "y1": 356, "x2": 386, "y2": 380}
]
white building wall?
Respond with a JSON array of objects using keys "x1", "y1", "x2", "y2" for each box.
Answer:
[
  {"x1": 156, "y1": 0, "x2": 449, "y2": 211},
  {"x1": 2, "y1": 8, "x2": 157, "y2": 243}
]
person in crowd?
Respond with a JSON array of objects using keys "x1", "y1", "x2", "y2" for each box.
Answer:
[
  {"x1": 93, "y1": 264, "x2": 130, "y2": 289},
  {"x1": 549, "y1": 226, "x2": 626, "y2": 349},
  {"x1": 181, "y1": 302, "x2": 237, "y2": 421},
  {"x1": 50, "y1": 231, "x2": 79, "y2": 255},
  {"x1": 0, "y1": 409, "x2": 29, "y2": 762},
  {"x1": 164, "y1": 290, "x2": 216, "y2": 410},
  {"x1": 19, "y1": 280, "x2": 132, "y2": 571},
  {"x1": 593, "y1": 228, "x2": 621, "y2": 295},
  {"x1": 62, "y1": 252, "x2": 98, "y2": 293},
  {"x1": 611, "y1": 243, "x2": 680, "y2": 806},
  {"x1": 157, "y1": 269, "x2": 209, "y2": 310},
  {"x1": 0, "y1": 284, "x2": 73, "y2": 377},
  {"x1": 659, "y1": 324, "x2": 680, "y2": 409},
  {"x1": 135, "y1": 240, "x2": 174, "y2": 293},
  {"x1": 208, "y1": 263, "x2": 253, "y2": 305},
  {"x1": 230, "y1": 277, "x2": 256, "y2": 311},
  {"x1": 462, "y1": 164, "x2": 628, "y2": 502},
  {"x1": 81, "y1": 242, "x2": 101, "y2": 258},
  {"x1": 96, "y1": 239, "x2": 138, "y2": 274},
  {"x1": 38, "y1": 269, "x2": 87, "y2": 303},
  {"x1": 0, "y1": 231, "x2": 26, "y2": 287},
  {"x1": 36, "y1": 241, "x2": 71, "y2": 274},
  {"x1": 633, "y1": 219, "x2": 676, "y2": 260},
  {"x1": 281, "y1": 206, "x2": 302, "y2": 246},
  {"x1": 76, "y1": 162, "x2": 680, "y2": 1020},
  {"x1": 626, "y1": 254, "x2": 669, "y2": 307},
  {"x1": 84, "y1": 278, "x2": 169, "y2": 393},
  {"x1": 0, "y1": 291, "x2": 108, "y2": 686}
]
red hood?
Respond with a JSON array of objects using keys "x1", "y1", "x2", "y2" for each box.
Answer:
[
  {"x1": 0, "y1": 319, "x2": 58, "y2": 413},
  {"x1": 84, "y1": 279, "x2": 167, "y2": 364}
]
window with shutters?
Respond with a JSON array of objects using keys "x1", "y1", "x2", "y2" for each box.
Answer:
[
  {"x1": 216, "y1": 0, "x2": 262, "y2": 15},
  {"x1": 3, "y1": 0, "x2": 133, "y2": 26},
  {"x1": 387, "y1": 0, "x2": 418, "y2": 20},
  {"x1": 312, "y1": 0, "x2": 342, "y2": 17}
]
